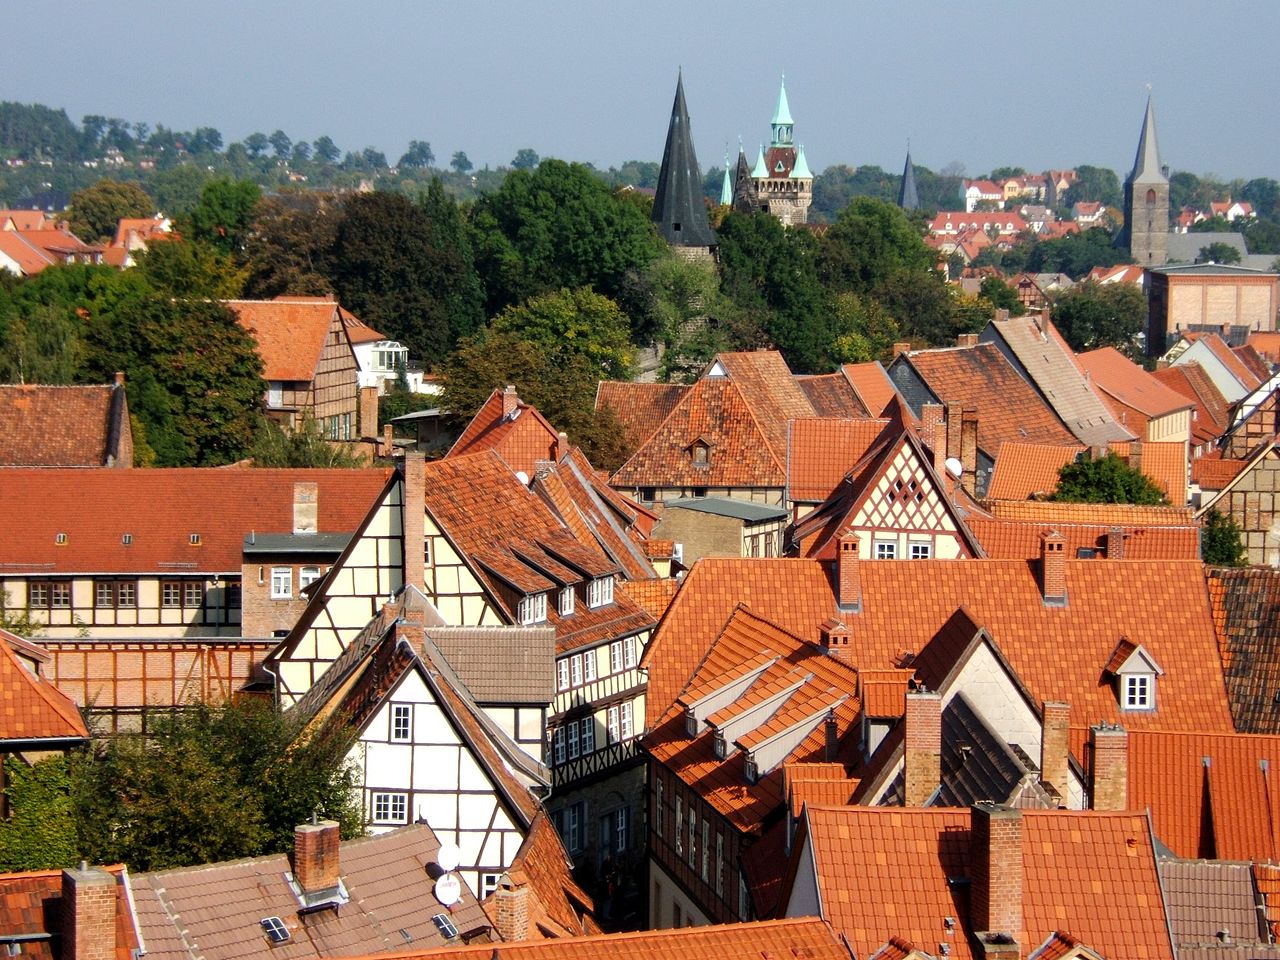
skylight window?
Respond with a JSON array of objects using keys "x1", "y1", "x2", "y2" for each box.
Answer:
[
  {"x1": 261, "y1": 917, "x2": 290, "y2": 943},
  {"x1": 431, "y1": 914, "x2": 459, "y2": 939}
]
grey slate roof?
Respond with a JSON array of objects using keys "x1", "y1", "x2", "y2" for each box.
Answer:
[
  {"x1": 664, "y1": 496, "x2": 788, "y2": 523},
  {"x1": 652, "y1": 74, "x2": 716, "y2": 248},
  {"x1": 242, "y1": 532, "x2": 352, "y2": 555},
  {"x1": 426, "y1": 625, "x2": 555, "y2": 706},
  {"x1": 1129, "y1": 96, "x2": 1168, "y2": 185},
  {"x1": 732, "y1": 147, "x2": 758, "y2": 214},
  {"x1": 1206, "y1": 567, "x2": 1280, "y2": 735},
  {"x1": 1165, "y1": 232, "x2": 1249, "y2": 265},
  {"x1": 898, "y1": 149, "x2": 919, "y2": 211},
  {"x1": 1159, "y1": 858, "x2": 1280, "y2": 958}
]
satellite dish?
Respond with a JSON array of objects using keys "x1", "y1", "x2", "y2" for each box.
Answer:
[
  {"x1": 515, "y1": 471, "x2": 530, "y2": 486},
  {"x1": 436, "y1": 842, "x2": 461, "y2": 873},
  {"x1": 944, "y1": 457, "x2": 964, "y2": 480},
  {"x1": 434, "y1": 873, "x2": 461, "y2": 907}
]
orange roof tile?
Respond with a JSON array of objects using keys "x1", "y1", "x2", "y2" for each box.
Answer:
[
  {"x1": 0, "y1": 230, "x2": 55, "y2": 274},
  {"x1": 787, "y1": 417, "x2": 892, "y2": 502},
  {"x1": 1201, "y1": 334, "x2": 1263, "y2": 392},
  {"x1": 1249, "y1": 332, "x2": 1280, "y2": 365},
  {"x1": 1234, "y1": 344, "x2": 1272, "y2": 383},
  {"x1": 795, "y1": 372, "x2": 869, "y2": 417},
  {"x1": 0, "y1": 864, "x2": 139, "y2": 960},
  {"x1": 986, "y1": 441, "x2": 1083, "y2": 500},
  {"x1": 1152, "y1": 363, "x2": 1230, "y2": 440},
  {"x1": 841, "y1": 362, "x2": 899, "y2": 417},
  {"x1": 715, "y1": 351, "x2": 817, "y2": 455},
  {"x1": 494, "y1": 812, "x2": 597, "y2": 938},
  {"x1": 616, "y1": 578, "x2": 679, "y2": 621},
  {"x1": 1106, "y1": 440, "x2": 1188, "y2": 503},
  {"x1": 642, "y1": 557, "x2": 1232, "y2": 739},
  {"x1": 1193, "y1": 456, "x2": 1248, "y2": 489},
  {"x1": 0, "y1": 629, "x2": 88, "y2": 742},
  {"x1": 0, "y1": 467, "x2": 391, "y2": 574},
  {"x1": 979, "y1": 499, "x2": 1194, "y2": 527},
  {"x1": 0, "y1": 382, "x2": 128, "y2": 466},
  {"x1": 801, "y1": 806, "x2": 1173, "y2": 960},
  {"x1": 0, "y1": 209, "x2": 52, "y2": 230},
  {"x1": 447, "y1": 387, "x2": 561, "y2": 478},
  {"x1": 226, "y1": 297, "x2": 351, "y2": 382},
  {"x1": 965, "y1": 513, "x2": 1200, "y2": 562},
  {"x1": 1078, "y1": 347, "x2": 1195, "y2": 420},
  {"x1": 593, "y1": 381, "x2": 689, "y2": 454}
]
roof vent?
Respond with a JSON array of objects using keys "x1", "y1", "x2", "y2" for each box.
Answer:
[
  {"x1": 122, "y1": 533, "x2": 133, "y2": 545},
  {"x1": 55, "y1": 533, "x2": 67, "y2": 545}
]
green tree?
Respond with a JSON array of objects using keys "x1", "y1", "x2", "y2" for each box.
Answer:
[
  {"x1": 1197, "y1": 241, "x2": 1242, "y2": 264},
  {"x1": 1201, "y1": 508, "x2": 1246, "y2": 566},
  {"x1": 829, "y1": 291, "x2": 899, "y2": 364},
  {"x1": 0, "y1": 304, "x2": 86, "y2": 385},
  {"x1": 185, "y1": 178, "x2": 262, "y2": 254},
  {"x1": 0, "y1": 757, "x2": 79, "y2": 871},
  {"x1": 818, "y1": 196, "x2": 936, "y2": 290},
  {"x1": 1050, "y1": 281, "x2": 1147, "y2": 354},
  {"x1": 70, "y1": 700, "x2": 361, "y2": 871},
  {"x1": 979, "y1": 276, "x2": 1027, "y2": 316},
  {"x1": 268, "y1": 129, "x2": 292, "y2": 159},
  {"x1": 1241, "y1": 178, "x2": 1280, "y2": 219},
  {"x1": 242, "y1": 192, "x2": 341, "y2": 299},
  {"x1": 250, "y1": 417, "x2": 366, "y2": 467},
  {"x1": 313, "y1": 135, "x2": 341, "y2": 164},
  {"x1": 65, "y1": 178, "x2": 154, "y2": 241},
  {"x1": 1052, "y1": 451, "x2": 1166, "y2": 505},
  {"x1": 244, "y1": 132, "x2": 269, "y2": 158},
  {"x1": 450, "y1": 151, "x2": 473, "y2": 174},
  {"x1": 398, "y1": 140, "x2": 435, "y2": 169},
  {"x1": 490, "y1": 287, "x2": 634, "y2": 380},
  {"x1": 134, "y1": 239, "x2": 248, "y2": 299},
  {"x1": 511, "y1": 148, "x2": 539, "y2": 170},
  {"x1": 147, "y1": 163, "x2": 212, "y2": 215},
  {"x1": 1026, "y1": 227, "x2": 1131, "y2": 278},
  {"x1": 1064, "y1": 165, "x2": 1122, "y2": 208}
]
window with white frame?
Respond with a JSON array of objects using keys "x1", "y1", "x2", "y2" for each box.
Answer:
[
  {"x1": 570, "y1": 655, "x2": 582, "y2": 688},
  {"x1": 909, "y1": 542, "x2": 932, "y2": 560},
  {"x1": 557, "y1": 659, "x2": 570, "y2": 692},
  {"x1": 390, "y1": 704, "x2": 412, "y2": 742},
  {"x1": 372, "y1": 791, "x2": 408, "y2": 824},
  {"x1": 623, "y1": 636, "x2": 638, "y2": 669},
  {"x1": 607, "y1": 705, "x2": 621, "y2": 744},
  {"x1": 270, "y1": 567, "x2": 292, "y2": 599},
  {"x1": 874, "y1": 541, "x2": 897, "y2": 560},
  {"x1": 1123, "y1": 673, "x2": 1153, "y2": 710},
  {"x1": 580, "y1": 716, "x2": 595, "y2": 754},
  {"x1": 481, "y1": 873, "x2": 501, "y2": 898},
  {"x1": 518, "y1": 592, "x2": 547, "y2": 625},
  {"x1": 552, "y1": 727, "x2": 566, "y2": 765},
  {"x1": 601, "y1": 807, "x2": 629, "y2": 855},
  {"x1": 620, "y1": 701, "x2": 634, "y2": 740},
  {"x1": 687, "y1": 807, "x2": 696, "y2": 867},
  {"x1": 587, "y1": 576, "x2": 614, "y2": 609},
  {"x1": 299, "y1": 566, "x2": 322, "y2": 589},
  {"x1": 567, "y1": 721, "x2": 580, "y2": 759},
  {"x1": 609, "y1": 641, "x2": 623, "y2": 674},
  {"x1": 582, "y1": 650, "x2": 596, "y2": 682},
  {"x1": 554, "y1": 801, "x2": 585, "y2": 853},
  {"x1": 559, "y1": 585, "x2": 575, "y2": 616}
]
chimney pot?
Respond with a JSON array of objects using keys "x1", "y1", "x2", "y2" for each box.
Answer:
[
  {"x1": 293, "y1": 819, "x2": 342, "y2": 895},
  {"x1": 494, "y1": 872, "x2": 529, "y2": 942},
  {"x1": 502, "y1": 385, "x2": 519, "y2": 417},
  {"x1": 1039, "y1": 530, "x2": 1067, "y2": 606},
  {"x1": 893, "y1": 341, "x2": 911, "y2": 358},
  {"x1": 959, "y1": 408, "x2": 978, "y2": 495},
  {"x1": 1040, "y1": 701, "x2": 1070, "y2": 805},
  {"x1": 956, "y1": 333, "x2": 979, "y2": 349},
  {"x1": 904, "y1": 689, "x2": 942, "y2": 806},
  {"x1": 382, "y1": 422, "x2": 393, "y2": 457},
  {"x1": 112, "y1": 371, "x2": 125, "y2": 387},
  {"x1": 359, "y1": 385, "x2": 379, "y2": 440},
  {"x1": 556, "y1": 431, "x2": 569, "y2": 461},
  {"x1": 1090, "y1": 722, "x2": 1129, "y2": 811},
  {"x1": 836, "y1": 535, "x2": 861, "y2": 613},
  {"x1": 1105, "y1": 527, "x2": 1126, "y2": 560},
  {"x1": 819, "y1": 618, "x2": 851, "y2": 659}
]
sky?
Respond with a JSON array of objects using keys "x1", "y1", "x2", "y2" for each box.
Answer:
[{"x1": 8, "y1": 1, "x2": 1280, "y2": 181}]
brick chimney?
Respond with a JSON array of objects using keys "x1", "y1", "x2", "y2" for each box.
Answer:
[
  {"x1": 61, "y1": 865, "x2": 117, "y2": 960},
  {"x1": 502, "y1": 384, "x2": 519, "y2": 418},
  {"x1": 995, "y1": 308, "x2": 1011, "y2": 322},
  {"x1": 959, "y1": 407, "x2": 979, "y2": 495},
  {"x1": 836, "y1": 534, "x2": 861, "y2": 613},
  {"x1": 1105, "y1": 527, "x2": 1126, "y2": 560},
  {"x1": 969, "y1": 803, "x2": 1023, "y2": 954},
  {"x1": 1127, "y1": 439, "x2": 1143, "y2": 475},
  {"x1": 556, "y1": 431, "x2": 569, "y2": 461},
  {"x1": 904, "y1": 689, "x2": 942, "y2": 807},
  {"x1": 1040, "y1": 700, "x2": 1070, "y2": 805},
  {"x1": 113, "y1": 371, "x2": 125, "y2": 386},
  {"x1": 494, "y1": 870, "x2": 529, "y2": 942},
  {"x1": 1090, "y1": 722, "x2": 1129, "y2": 811},
  {"x1": 893, "y1": 341, "x2": 911, "y2": 358},
  {"x1": 293, "y1": 819, "x2": 341, "y2": 895},
  {"x1": 382, "y1": 422, "x2": 394, "y2": 458},
  {"x1": 819, "y1": 618, "x2": 851, "y2": 660},
  {"x1": 359, "y1": 385, "x2": 380, "y2": 440},
  {"x1": 956, "y1": 333, "x2": 979, "y2": 349},
  {"x1": 402, "y1": 453, "x2": 427, "y2": 590},
  {"x1": 1038, "y1": 530, "x2": 1067, "y2": 606},
  {"x1": 920, "y1": 404, "x2": 945, "y2": 471},
  {"x1": 293, "y1": 481, "x2": 319, "y2": 535},
  {"x1": 944, "y1": 402, "x2": 964, "y2": 469}
]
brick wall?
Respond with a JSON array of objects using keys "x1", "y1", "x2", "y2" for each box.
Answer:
[
  {"x1": 61, "y1": 867, "x2": 117, "y2": 960},
  {"x1": 904, "y1": 690, "x2": 942, "y2": 806},
  {"x1": 969, "y1": 804, "x2": 1023, "y2": 941}
]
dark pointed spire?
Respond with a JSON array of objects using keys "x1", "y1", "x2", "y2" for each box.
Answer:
[
  {"x1": 732, "y1": 147, "x2": 758, "y2": 214},
  {"x1": 652, "y1": 73, "x2": 716, "y2": 248},
  {"x1": 898, "y1": 145, "x2": 919, "y2": 210},
  {"x1": 1129, "y1": 95, "x2": 1168, "y2": 185}
]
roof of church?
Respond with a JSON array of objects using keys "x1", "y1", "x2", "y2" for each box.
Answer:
[
  {"x1": 898, "y1": 148, "x2": 919, "y2": 210},
  {"x1": 651, "y1": 73, "x2": 716, "y2": 248},
  {"x1": 772, "y1": 76, "x2": 794, "y2": 127},
  {"x1": 791, "y1": 144, "x2": 812, "y2": 179},
  {"x1": 1130, "y1": 96, "x2": 1168, "y2": 185}
]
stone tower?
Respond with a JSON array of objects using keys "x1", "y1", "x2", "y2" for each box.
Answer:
[
  {"x1": 898, "y1": 145, "x2": 919, "y2": 211},
  {"x1": 652, "y1": 72, "x2": 716, "y2": 260},
  {"x1": 1120, "y1": 96, "x2": 1169, "y2": 266},
  {"x1": 751, "y1": 76, "x2": 813, "y2": 225}
]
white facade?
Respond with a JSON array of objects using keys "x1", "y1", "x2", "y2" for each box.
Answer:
[{"x1": 352, "y1": 339, "x2": 439, "y2": 395}]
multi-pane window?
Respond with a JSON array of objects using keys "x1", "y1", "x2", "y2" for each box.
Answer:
[
  {"x1": 559, "y1": 586, "x2": 575, "y2": 617},
  {"x1": 570, "y1": 656, "x2": 582, "y2": 687},
  {"x1": 701, "y1": 821, "x2": 710, "y2": 881},
  {"x1": 579, "y1": 716, "x2": 595, "y2": 754},
  {"x1": 601, "y1": 807, "x2": 629, "y2": 855},
  {"x1": 582, "y1": 651, "x2": 596, "y2": 682},
  {"x1": 587, "y1": 577, "x2": 614, "y2": 609},
  {"x1": 655, "y1": 776, "x2": 665, "y2": 837},
  {"x1": 1124, "y1": 674, "x2": 1153, "y2": 710},
  {"x1": 372, "y1": 792, "x2": 407, "y2": 824},
  {"x1": 609, "y1": 641, "x2": 623, "y2": 674},
  {"x1": 183, "y1": 581, "x2": 203, "y2": 608},
  {"x1": 624, "y1": 636, "x2": 638, "y2": 669},
  {"x1": 558, "y1": 652, "x2": 597, "y2": 691},
  {"x1": 715, "y1": 832, "x2": 725, "y2": 896},
  {"x1": 620, "y1": 702, "x2": 634, "y2": 740},
  {"x1": 518, "y1": 592, "x2": 547, "y2": 625},
  {"x1": 95, "y1": 580, "x2": 137, "y2": 608},
  {"x1": 161, "y1": 580, "x2": 204, "y2": 609},
  {"x1": 607, "y1": 706, "x2": 620, "y2": 745},
  {"x1": 687, "y1": 807, "x2": 697, "y2": 868},
  {"x1": 299, "y1": 566, "x2": 322, "y2": 589},
  {"x1": 557, "y1": 660, "x2": 570, "y2": 692},
  {"x1": 567, "y1": 721, "x2": 580, "y2": 760},
  {"x1": 555, "y1": 801, "x2": 585, "y2": 853},
  {"x1": 909, "y1": 543, "x2": 932, "y2": 560},
  {"x1": 675, "y1": 796, "x2": 683, "y2": 855},
  {"x1": 270, "y1": 568, "x2": 292, "y2": 600},
  {"x1": 606, "y1": 702, "x2": 634, "y2": 745},
  {"x1": 874, "y1": 541, "x2": 897, "y2": 560},
  {"x1": 552, "y1": 727, "x2": 567, "y2": 765},
  {"x1": 27, "y1": 581, "x2": 71, "y2": 610},
  {"x1": 390, "y1": 704, "x2": 412, "y2": 742},
  {"x1": 480, "y1": 874, "x2": 501, "y2": 898}
]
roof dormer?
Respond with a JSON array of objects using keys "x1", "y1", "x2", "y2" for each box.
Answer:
[
  {"x1": 1105, "y1": 638, "x2": 1163, "y2": 712},
  {"x1": 688, "y1": 437, "x2": 713, "y2": 468}
]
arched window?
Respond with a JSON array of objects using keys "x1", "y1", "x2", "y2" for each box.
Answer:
[{"x1": 1146, "y1": 188, "x2": 1157, "y2": 205}]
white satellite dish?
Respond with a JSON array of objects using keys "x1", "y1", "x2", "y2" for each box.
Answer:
[
  {"x1": 944, "y1": 457, "x2": 964, "y2": 480},
  {"x1": 434, "y1": 873, "x2": 461, "y2": 907},
  {"x1": 515, "y1": 470, "x2": 530, "y2": 486},
  {"x1": 436, "y1": 842, "x2": 461, "y2": 873}
]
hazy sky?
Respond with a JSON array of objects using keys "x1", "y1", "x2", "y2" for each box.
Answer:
[{"x1": 8, "y1": 1, "x2": 1279, "y2": 180}]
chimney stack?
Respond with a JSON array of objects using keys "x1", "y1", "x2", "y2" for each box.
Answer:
[
  {"x1": 1090, "y1": 722, "x2": 1129, "y2": 811},
  {"x1": 920, "y1": 404, "x2": 945, "y2": 472},
  {"x1": 359, "y1": 385, "x2": 380, "y2": 440},
  {"x1": 402, "y1": 453, "x2": 427, "y2": 590},
  {"x1": 944, "y1": 402, "x2": 964, "y2": 467},
  {"x1": 836, "y1": 534, "x2": 861, "y2": 613},
  {"x1": 1038, "y1": 530, "x2": 1067, "y2": 606},
  {"x1": 502, "y1": 384, "x2": 519, "y2": 418},
  {"x1": 293, "y1": 819, "x2": 342, "y2": 896},
  {"x1": 293, "y1": 481, "x2": 319, "y2": 535},
  {"x1": 1105, "y1": 527, "x2": 1126, "y2": 560},
  {"x1": 956, "y1": 333, "x2": 979, "y2": 349},
  {"x1": 819, "y1": 618, "x2": 851, "y2": 660},
  {"x1": 994, "y1": 308, "x2": 1011, "y2": 322},
  {"x1": 1040, "y1": 701, "x2": 1070, "y2": 805},
  {"x1": 893, "y1": 341, "x2": 911, "y2": 359},
  {"x1": 959, "y1": 407, "x2": 979, "y2": 494},
  {"x1": 556, "y1": 431, "x2": 569, "y2": 461},
  {"x1": 113, "y1": 371, "x2": 125, "y2": 386},
  {"x1": 904, "y1": 689, "x2": 942, "y2": 807},
  {"x1": 1127, "y1": 440, "x2": 1143, "y2": 475},
  {"x1": 61, "y1": 866, "x2": 117, "y2": 960},
  {"x1": 494, "y1": 871, "x2": 530, "y2": 942},
  {"x1": 969, "y1": 804, "x2": 1023, "y2": 955},
  {"x1": 382, "y1": 422, "x2": 394, "y2": 458}
]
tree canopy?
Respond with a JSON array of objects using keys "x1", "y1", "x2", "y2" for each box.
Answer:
[
  {"x1": 1052, "y1": 452, "x2": 1166, "y2": 505},
  {"x1": 1050, "y1": 281, "x2": 1146, "y2": 355},
  {"x1": 1201, "y1": 508, "x2": 1246, "y2": 566},
  {"x1": 65, "y1": 178, "x2": 154, "y2": 241}
]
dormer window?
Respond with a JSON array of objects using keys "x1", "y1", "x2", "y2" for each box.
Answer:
[
  {"x1": 1106, "y1": 638, "x2": 1163, "y2": 713},
  {"x1": 1124, "y1": 674, "x2": 1152, "y2": 710},
  {"x1": 559, "y1": 585, "x2": 575, "y2": 617},
  {"x1": 587, "y1": 576, "x2": 614, "y2": 609},
  {"x1": 518, "y1": 592, "x2": 548, "y2": 625},
  {"x1": 685, "y1": 707, "x2": 699, "y2": 738},
  {"x1": 713, "y1": 732, "x2": 727, "y2": 759}
]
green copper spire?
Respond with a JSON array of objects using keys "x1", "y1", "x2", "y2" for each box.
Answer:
[
  {"x1": 720, "y1": 146, "x2": 733, "y2": 206},
  {"x1": 771, "y1": 75, "x2": 794, "y2": 147},
  {"x1": 790, "y1": 144, "x2": 812, "y2": 180},
  {"x1": 751, "y1": 145, "x2": 767, "y2": 178}
]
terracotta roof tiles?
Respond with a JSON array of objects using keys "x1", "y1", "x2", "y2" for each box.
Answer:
[
  {"x1": 840, "y1": 362, "x2": 899, "y2": 417},
  {"x1": 0, "y1": 382, "x2": 128, "y2": 466},
  {"x1": 1107, "y1": 440, "x2": 1188, "y2": 503},
  {"x1": 0, "y1": 865, "x2": 139, "y2": 960},
  {"x1": 787, "y1": 417, "x2": 892, "y2": 503},
  {"x1": 593, "y1": 381, "x2": 689, "y2": 455},
  {"x1": 0, "y1": 629, "x2": 88, "y2": 743},
  {"x1": 795, "y1": 372, "x2": 869, "y2": 417},
  {"x1": 1202, "y1": 335, "x2": 1263, "y2": 392},
  {"x1": 227, "y1": 297, "x2": 353, "y2": 382},
  {"x1": 616, "y1": 578, "x2": 679, "y2": 621},
  {"x1": 447, "y1": 387, "x2": 560, "y2": 478},
  {"x1": 1207, "y1": 568, "x2": 1280, "y2": 734},
  {"x1": 1152, "y1": 363, "x2": 1231, "y2": 441},
  {"x1": 1078, "y1": 347, "x2": 1196, "y2": 419},
  {"x1": 1192, "y1": 456, "x2": 1248, "y2": 489}
]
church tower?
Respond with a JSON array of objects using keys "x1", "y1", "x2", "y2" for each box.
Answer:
[
  {"x1": 751, "y1": 76, "x2": 813, "y2": 225},
  {"x1": 898, "y1": 145, "x2": 919, "y2": 211},
  {"x1": 1120, "y1": 96, "x2": 1169, "y2": 266},
  {"x1": 652, "y1": 72, "x2": 716, "y2": 259}
]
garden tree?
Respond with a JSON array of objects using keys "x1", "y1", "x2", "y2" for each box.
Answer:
[
  {"x1": 243, "y1": 132, "x2": 269, "y2": 158},
  {"x1": 829, "y1": 291, "x2": 899, "y2": 364},
  {"x1": 1201, "y1": 508, "x2": 1246, "y2": 566},
  {"x1": 70, "y1": 700, "x2": 362, "y2": 871},
  {"x1": 147, "y1": 163, "x2": 211, "y2": 215},
  {"x1": 658, "y1": 305, "x2": 771, "y2": 383},
  {"x1": 1197, "y1": 241, "x2": 1242, "y2": 264},
  {"x1": 1188, "y1": 215, "x2": 1232, "y2": 234},
  {"x1": 0, "y1": 757, "x2": 78, "y2": 871},
  {"x1": 312, "y1": 135, "x2": 341, "y2": 163},
  {"x1": 1241, "y1": 177, "x2": 1280, "y2": 219},
  {"x1": 988, "y1": 166, "x2": 1026, "y2": 180},
  {"x1": 185, "y1": 177, "x2": 262, "y2": 255},
  {"x1": 398, "y1": 140, "x2": 435, "y2": 169},
  {"x1": 268, "y1": 129, "x2": 292, "y2": 159},
  {"x1": 979, "y1": 276, "x2": 1027, "y2": 316},
  {"x1": 818, "y1": 196, "x2": 936, "y2": 291},
  {"x1": 645, "y1": 255, "x2": 723, "y2": 347},
  {"x1": 1064, "y1": 164, "x2": 1122, "y2": 208},
  {"x1": 716, "y1": 211, "x2": 832, "y2": 371},
  {"x1": 489, "y1": 287, "x2": 634, "y2": 381},
  {"x1": 511, "y1": 148, "x2": 539, "y2": 170},
  {"x1": 877, "y1": 268, "x2": 964, "y2": 345},
  {"x1": 327, "y1": 185, "x2": 484, "y2": 364},
  {"x1": 249, "y1": 417, "x2": 366, "y2": 467},
  {"x1": 1050, "y1": 281, "x2": 1147, "y2": 355},
  {"x1": 242, "y1": 192, "x2": 341, "y2": 299},
  {"x1": 450, "y1": 151, "x2": 472, "y2": 174},
  {"x1": 134, "y1": 239, "x2": 249, "y2": 300},
  {"x1": 1025, "y1": 227, "x2": 1131, "y2": 278},
  {"x1": 469, "y1": 158, "x2": 665, "y2": 314},
  {"x1": 1244, "y1": 218, "x2": 1280, "y2": 255},
  {"x1": 949, "y1": 286, "x2": 998, "y2": 334},
  {"x1": 1052, "y1": 451, "x2": 1166, "y2": 505},
  {"x1": 65, "y1": 178, "x2": 154, "y2": 241},
  {"x1": 0, "y1": 305, "x2": 86, "y2": 385}
]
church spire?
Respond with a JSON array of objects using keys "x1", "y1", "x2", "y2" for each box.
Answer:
[
  {"x1": 732, "y1": 146, "x2": 759, "y2": 214},
  {"x1": 652, "y1": 72, "x2": 716, "y2": 248},
  {"x1": 1129, "y1": 95, "x2": 1167, "y2": 185},
  {"x1": 771, "y1": 75, "x2": 794, "y2": 147},
  {"x1": 898, "y1": 144, "x2": 919, "y2": 210},
  {"x1": 720, "y1": 146, "x2": 733, "y2": 206}
]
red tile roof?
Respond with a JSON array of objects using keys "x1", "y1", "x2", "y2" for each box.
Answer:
[
  {"x1": 966, "y1": 500, "x2": 1200, "y2": 561},
  {"x1": 795, "y1": 372, "x2": 869, "y2": 417},
  {"x1": 1193, "y1": 455, "x2": 1248, "y2": 489},
  {"x1": 616, "y1": 578, "x2": 679, "y2": 621},
  {"x1": 494, "y1": 812, "x2": 598, "y2": 939},
  {"x1": 986, "y1": 442, "x2": 1083, "y2": 500},
  {"x1": 227, "y1": 297, "x2": 353, "y2": 382},
  {"x1": 0, "y1": 229, "x2": 55, "y2": 274},
  {"x1": 1152, "y1": 363, "x2": 1230, "y2": 443},
  {"x1": 716, "y1": 351, "x2": 818, "y2": 456},
  {"x1": 800, "y1": 805, "x2": 1174, "y2": 960},
  {"x1": 0, "y1": 467, "x2": 392, "y2": 573},
  {"x1": 841, "y1": 362, "x2": 899, "y2": 417},
  {"x1": 0, "y1": 865, "x2": 139, "y2": 960},
  {"x1": 1234, "y1": 344, "x2": 1272, "y2": 383},
  {"x1": 0, "y1": 382, "x2": 129, "y2": 466},
  {"x1": 642, "y1": 557, "x2": 1232, "y2": 738},
  {"x1": 448, "y1": 387, "x2": 561, "y2": 479},
  {"x1": 1078, "y1": 347, "x2": 1195, "y2": 422},
  {"x1": 593, "y1": 382, "x2": 689, "y2": 454},
  {"x1": 0, "y1": 629, "x2": 88, "y2": 742},
  {"x1": 1201, "y1": 334, "x2": 1263, "y2": 393},
  {"x1": 787, "y1": 417, "x2": 892, "y2": 503},
  {"x1": 1248, "y1": 332, "x2": 1280, "y2": 365},
  {"x1": 0, "y1": 210, "x2": 52, "y2": 230}
]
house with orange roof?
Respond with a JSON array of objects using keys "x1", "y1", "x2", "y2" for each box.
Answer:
[
  {"x1": 0, "y1": 209, "x2": 54, "y2": 231},
  {"x1": 1147, "y1": 264, "x2": 1280, "y2": 359},
  {"x1": 0, "y1": 863, "x2": 142, "y2": 960},
  {"x1": 1249, "y1": 331, "x2": 1280, "y2": 365},
  {"x1": 779, "y1": 804, "x2": 1176, "y2": 960},
  {"x1": 1196, "y1": 436, "x2": 1280, "y2": 565},
  {"x1": 0, "y1": 375, "x2": 133, "y2": 467},
  {"x1": 1221, "y1": 378, "x2": 1280, "y2": 459},
  {"x1": 931, "y1": 210, "x2": 1028, "y2": 236},
  {"x1": 0, "y1": 221, "x2": 103, "y2": 276},
  {"x1": 226, "y1": 296, "x2": 361, "y2": 439},
  {"x1": 337, "y1": 308, "x2": 434, "y2": 396},
  {"x1": 0, "y1": 628, "x2": 89, "y2": 760},
  {"x1": 961, "y1": 180, "x2": 1007, "y2": 212},
  {"x1": 105, "y1": 214, "x2": 172, "y2": 267},
  {"x1": 1151, "y1": 361, "x2": 1231, "y2": 456},
  {"x1": 1166, "y1": 331, "x2": 1263, "y2": 404},
  {"x1": 1085, "y1": 263, "x2": 1145, "y2": 286},
  {"x1": 964, "y1": 498, "x2": 1200, "y2": 561},
  {"x1": 1077, "y1": 347, "x2": 1194, "y2": 445},
  {"x1": 593, "y1": 382, "x2": 690, "y2": 460},
  {"x1": 448, "y1": 385, "x2": 562, "y2": 478}
]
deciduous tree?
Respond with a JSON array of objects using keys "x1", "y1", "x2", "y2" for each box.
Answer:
[
  {"x1": 1201, "y1": 508, "x2": 1246, "y2": 566},
  {"x1": 1052, "y1": 451, "x2": 1165, "y2": 505},
  {"x1": 1050, "y1": 281, "x2": 1146, "y2": 354},
  {"x1": 65, "y1": 178, "x2": 153, "y2": 241}
]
